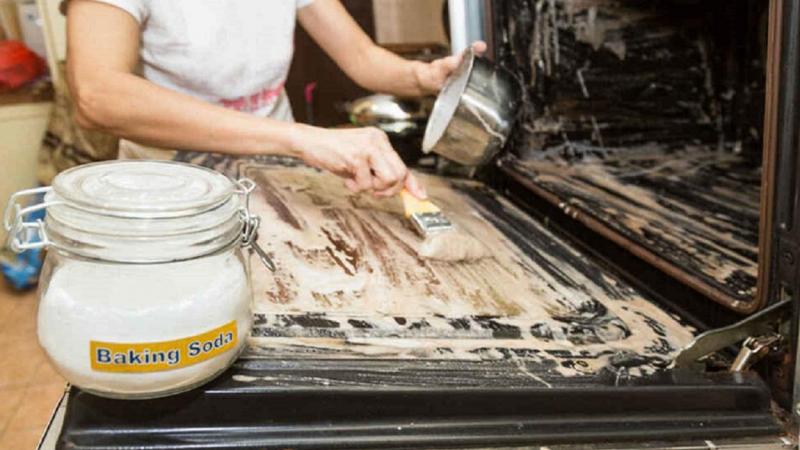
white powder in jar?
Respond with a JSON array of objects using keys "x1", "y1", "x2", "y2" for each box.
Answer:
[{"x1": 38, "y1": 251, "x2": 252, "y2": 398}]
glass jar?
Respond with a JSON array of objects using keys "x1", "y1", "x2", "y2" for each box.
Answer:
[{"x1": 4, "y1": 161, "x2": 273, "y2": 399}]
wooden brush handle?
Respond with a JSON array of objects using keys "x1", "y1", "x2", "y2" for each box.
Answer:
[{"x1": 400, "y1": 188, "x2": 441, "y2": 218}]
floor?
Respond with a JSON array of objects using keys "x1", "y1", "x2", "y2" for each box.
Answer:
[{"x1": 0, "y1": 279, "x2": 65, "y2": 450}]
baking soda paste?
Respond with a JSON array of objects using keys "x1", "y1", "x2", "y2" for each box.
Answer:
[{"x1": 38, "y1": 251, "x2": 252, "y2": 398}]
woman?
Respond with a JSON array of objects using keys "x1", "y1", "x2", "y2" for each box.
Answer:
[{"x1": 66, "y1": 0, "x2": 485, "y2": 199}]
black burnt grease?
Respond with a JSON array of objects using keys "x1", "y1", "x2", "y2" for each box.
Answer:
[{"x1": 493, "y1": 0, "x2": 764, "y2": 311}]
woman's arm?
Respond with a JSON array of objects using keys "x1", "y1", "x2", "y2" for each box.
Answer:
[
  {"x1": 67, "y1": 0, "x2": 298, "y2": 157},
  {"x1": 66, "y1": 0, "x2": 425, "y2": 198},
  {"x1": 297, "y1": 0, "x2": 485, "y2": 97}
]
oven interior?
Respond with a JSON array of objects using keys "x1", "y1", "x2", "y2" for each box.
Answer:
[{"x1": 493, "y1": 0, "x2": 770, "y2": 316}]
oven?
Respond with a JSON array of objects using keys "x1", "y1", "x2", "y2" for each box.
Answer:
[{"x1": 48, "y1": 1, "x2": 800, "y2": 449}]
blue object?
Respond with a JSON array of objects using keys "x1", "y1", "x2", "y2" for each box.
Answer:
[{"x1": 1, "y1": 191, "x2": 45, "y2": 290}]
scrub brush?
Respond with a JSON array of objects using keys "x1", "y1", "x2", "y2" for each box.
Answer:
[{"x1": 400, "y1": 188, "x2": 453, "y2": 237}]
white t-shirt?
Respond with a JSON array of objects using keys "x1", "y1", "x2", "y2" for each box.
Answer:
[{"x1": 95, "y1": 0, "x2": 313, "y2": 120}]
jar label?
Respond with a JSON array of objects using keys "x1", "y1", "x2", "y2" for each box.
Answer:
[{"x1": 89, "y1": 321, "x2": 238, "y2": 372}]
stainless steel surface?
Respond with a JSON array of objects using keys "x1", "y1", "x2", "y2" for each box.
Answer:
[
  {"x1": 346, "y1": 94, "x2": 431, "y2": 136},
  {"x1": 36, "y1": 389, "x2": 68, "y2": 450},
  {"x1": 672, "y1": 299, "x2": 792, "y2": 368},
  {"x1": 730, "y1": 333, "x2": 784, "y2": 372},
  {"x1": 447, "y1": 0, "x2": 487, "y2": 54},
  {"x1": 422, "y1": 48, "x2": 520, "y2": 166}
]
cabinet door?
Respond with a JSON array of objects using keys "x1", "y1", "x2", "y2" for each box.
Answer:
[
  {"x1": 0, "y1": 103, "x2": 52, "y2": 243},
  {"x1": 36, "y1": 0, "x2": 66, "y2": 81}
]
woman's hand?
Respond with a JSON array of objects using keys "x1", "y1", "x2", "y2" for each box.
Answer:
[
  {"x1": 413, "y1": 41, "x2": 488, "y2": 96},
  {"x1": 290, "y1": 124, "x2": 427, "y2": 199}
]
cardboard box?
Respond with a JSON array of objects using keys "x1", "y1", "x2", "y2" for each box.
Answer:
[{"x1": 372, "y1": 0, "x2": 448, "y2": 46}]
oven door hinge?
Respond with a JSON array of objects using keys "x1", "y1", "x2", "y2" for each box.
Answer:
[
  {"x1": 729, "y1": 333, "x2": 785, "y2": 372},
  {"x1": 672, "y1": 299, "x2": 792, "y2": 369}
]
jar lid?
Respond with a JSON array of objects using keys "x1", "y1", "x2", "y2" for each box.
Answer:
[
  {"x1": 37, "y1": 161, "x2": 246, "y2": 263},
  {"x1": 52, "y1": 160, "x2": 235, "y2": 219}
]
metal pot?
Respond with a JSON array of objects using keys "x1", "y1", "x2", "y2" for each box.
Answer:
[
  {"x1": 345, "y1": 94, "x2": 434, "y2": 164},
  {"x1": 422, "y1": 48, "x2": 520, "y2": 166},
  {"x1": 346, "y1": 94, "x2": 432, "y2": 137}
]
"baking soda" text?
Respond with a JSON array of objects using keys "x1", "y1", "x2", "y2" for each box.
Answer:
[{"x1": 90, "y1": 321, "x2": 238, "y2": 373}]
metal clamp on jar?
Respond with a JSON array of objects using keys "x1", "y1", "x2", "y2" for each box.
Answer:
[{"x1": 4, "y1": 160, "x2": 273, "y2": 399}]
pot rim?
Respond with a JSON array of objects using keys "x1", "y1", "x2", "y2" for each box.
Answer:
[{"x1": 422, "y1": 47, "x2": 477, "y2": 153}]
